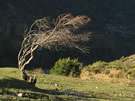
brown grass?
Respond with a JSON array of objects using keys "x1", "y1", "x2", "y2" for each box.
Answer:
[
  {"x1": 109, "y1": 69, "x2": 121, "y2": 75},
  {"x1": 32, "y1": 67, "x2": 45, "y2": 73},
  {"x1": 80, "y1": 69, "x2": 132, "y2": 85}
]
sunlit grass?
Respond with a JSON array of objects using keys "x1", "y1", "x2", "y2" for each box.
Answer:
[{"x1": 0, "y1": 67, "x2": 135, "y2": 101}]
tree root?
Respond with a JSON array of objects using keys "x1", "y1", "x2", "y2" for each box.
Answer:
[{"x1": 21, "y1": 70, "x2": 37, "y2": 86}]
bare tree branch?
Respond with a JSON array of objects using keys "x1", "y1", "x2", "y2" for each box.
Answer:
[{"x1": 18, "y1": 13, "x2": 91, "y2": 83}]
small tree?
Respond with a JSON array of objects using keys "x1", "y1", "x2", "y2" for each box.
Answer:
[{"x1": 18, "y1": 13, "x2": 91, "y2": 84}]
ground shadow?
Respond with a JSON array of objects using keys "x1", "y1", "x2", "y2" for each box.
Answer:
[
  {"x1": 0, "y1": 77, "x2": 123, "y2": 101},
  {"x1": 0, "y1": 77, "x2": 92, "y2": 100}
]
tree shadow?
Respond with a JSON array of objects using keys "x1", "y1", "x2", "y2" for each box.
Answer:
[
  {"x1": 0, "y1": 77, "x2": 92, "y2": 100},
  {"x1": 0, "y1": 77, "x2": 124, "y2": 101},
  {"x1": 0, "y1": 77, "x2": 62, "y2": 100}
]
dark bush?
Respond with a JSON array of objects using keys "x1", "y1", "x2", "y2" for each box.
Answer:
[{"x1": 50, "y1": 57, "x2": 83, "y2": 77}]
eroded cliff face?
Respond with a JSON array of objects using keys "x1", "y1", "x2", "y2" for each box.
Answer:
[{"x1": 0, "y1": 0, "x2": 135, "y2": 67}]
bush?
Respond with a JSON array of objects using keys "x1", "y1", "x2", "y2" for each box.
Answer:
[
  {"x1": 83, "y1": 61, "x2": 108, "y2": 74},
  {"x1": 108, "y1": 60, "x2": 126, "y2": 70},
  {"x1": 130, "y1": 64, "x2": 135, "y2": 69},
  {"x1": 127, "y1": 68, "x2": 135, "y2": 77},
  {"x1": 50, "y1": 57, "x2": 83, "y2": 77}
]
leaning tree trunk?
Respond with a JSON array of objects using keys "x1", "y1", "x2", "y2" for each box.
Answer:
[
  {"x1": 18, "y1": 13, "x2": 91, "y2": 85},
  {"x1": 18, "y1": 39, "x2": 38, "y2": 85}
]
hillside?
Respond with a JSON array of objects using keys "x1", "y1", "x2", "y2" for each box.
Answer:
[
  {"x1": 1, "y1": 67, "x2": 135, "y2": 101},
  {"x1": 80, "y1": 54, "x2": 135, "y2": 84},
  {"x1": 0, "y1": 0, "x2": 135, "y2": 68},
  {"x1": 123, "y1": 54, "x2": 135, "y2": 67}
]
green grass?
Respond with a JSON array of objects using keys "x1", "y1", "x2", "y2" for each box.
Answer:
[{"x1": 0, "y1": 67, "x2": 135, "y2": 101}]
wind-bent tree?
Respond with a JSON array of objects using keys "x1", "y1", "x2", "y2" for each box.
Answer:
[{"x1": 18, "y1": 13, "x2": 91, "y2": 84}]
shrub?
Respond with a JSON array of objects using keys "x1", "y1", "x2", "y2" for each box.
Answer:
[
  {"x1": 50, "y1": 57, "x2": 83, "y2": 77},
  {"x1": 119, "y1": 56, "x2": 126, "y2": 61},
  {"x1": 83, "y1": 61, "x2": 108, "y2": 74},
  {"x1": 108, "y1": 60, "x2": 126, "y2": 70},
  {"x1": 130, "y1": 64, "x2": 135, "y2": 69},
  {"x1": 127, "y1": 68, "x2": 135, "y2": 77}
]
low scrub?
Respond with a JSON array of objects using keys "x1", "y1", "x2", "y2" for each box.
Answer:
[
  {"x1": 50, "y1": 57, "x2": 83, "y2": 77},
  {"x1": 82, "y1": 61, "x2": 108, "y2": 74},
  {"x1": 108, "y1": 60, "x2": 126, "y2": 70},
  {"x1": 127, "y1": 68, "x2": 135, "y2": 77},
  {"x1": 81, "y1": 56, "x2": 135, "y2": 81}
]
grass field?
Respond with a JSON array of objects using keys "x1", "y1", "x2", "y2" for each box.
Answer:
[{"x1": 0, "y1": 67, "x2": 135, "y2": 101}]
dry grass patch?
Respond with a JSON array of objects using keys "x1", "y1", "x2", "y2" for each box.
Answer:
[
  {"x1": 80, "y1": 69, "x2": 133, "y2": 85},
  {"x1": 32, "y1": 67, "x2": 45, "y2": 73}
]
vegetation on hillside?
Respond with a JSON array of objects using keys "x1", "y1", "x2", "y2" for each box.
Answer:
[{"x1": 81, "y1": 55, "x2": 135, "y2": 83}]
